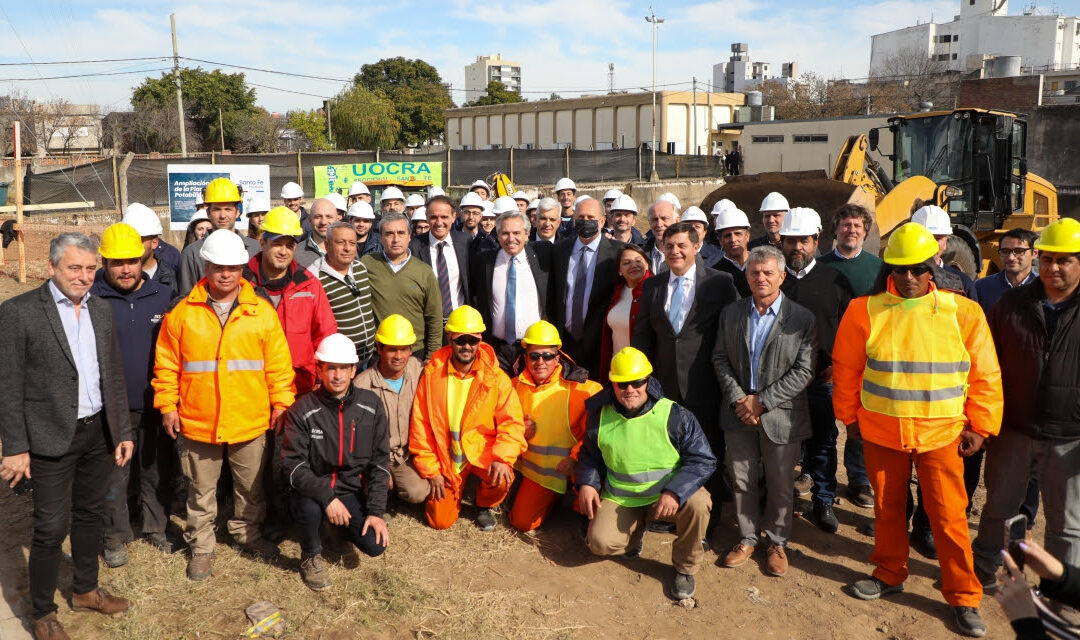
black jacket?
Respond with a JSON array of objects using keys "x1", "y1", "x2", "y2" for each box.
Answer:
[
  {"x1": 780, "y1": 262, "x2": 854, "y2": 377},
  {"x1": 410, "y1": 229, "x2": 472, "y2": 306},
  {"x1": 280, "y1": 386, "x2": 391, "y2": 516},
  {"x1": 470, "y1": 243, "x2": 552, "y2": 343},
  {"x1": 576, "y1": 378, "x2": 716, "y2": 505},
  {"x1": 549, "y1": 234, "x2": 624, "y2": 377},
  {"x1": 713, "y1": 256, "x2": 751, "y2": 297},
  {"x1": 989, "y1": 282, "x2": 1080, "y2": 441}
]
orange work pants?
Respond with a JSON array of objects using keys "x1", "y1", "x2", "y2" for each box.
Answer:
[
  {"x1": 864, "y1": 438, "x2": 982, "y2": 607},
  {"x1": 425, "y1": 465, "x2": 511, "y2": 530},
  {"x1": 508, "y1": 478, "x2": 581, "y2": 532}
]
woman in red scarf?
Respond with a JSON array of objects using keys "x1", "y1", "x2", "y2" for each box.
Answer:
[{"x1": 598, "y1": 244, "x2": 652, "y2": 381}]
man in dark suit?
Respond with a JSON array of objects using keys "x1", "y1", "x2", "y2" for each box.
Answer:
[
  {"x1": 633, "y1": 221, "x2": 738, "y2": 510},
  {"x1": 411, "y1": 195, "x2": 471, "y2": 321},
  {"x1": 549, "y1": 197, "x2": 623, "y2": 378},
  {"x1": 0, "y1": 233, "x2": 134, "y2": 639},
  {"x1": 713, "y1": 244, "x2": 817, "y2": 579},
  {"x1": 470, "y1": 210, "x2": 552, "y2": 374}
]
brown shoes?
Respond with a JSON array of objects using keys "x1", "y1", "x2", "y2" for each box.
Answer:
[
  {"x1": 70, "y1": 587, "x2": 131, "y2": 615},
  {"x1": 722, "y1": 543, "x2": 755, "y2": 568},
  {"x1": 766, "y1": 545, "x2": 788, "y2": 576},
  {"x1": 187, "y1": 552, "x2": 213, "y2": 581},
  {"x1": 32, "y1": 613, "x2": 70, "y2": 640},
  {"x1": 300, "y1": 555, "x2": 332, "y2": 591}
]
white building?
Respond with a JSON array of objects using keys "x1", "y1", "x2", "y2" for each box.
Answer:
[
  {"x1": 870, "y1": 0, "x2": 1080, "y2": 75},
  {"x1": 712, "y1": 43, "x2": 798, "y2": 93},
  {"x1": 464, "y1": 54, "x2": 521, "y2": 103}
]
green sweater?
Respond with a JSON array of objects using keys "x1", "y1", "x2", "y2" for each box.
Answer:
[
  {"x1": 361, "y1": 252, "x2": 444, "y2": 357},
  {"x1": 818, "y1": 249, "x2": 884, "y2": 297}
]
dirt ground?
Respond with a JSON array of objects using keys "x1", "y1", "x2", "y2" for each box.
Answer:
[{"x1": 0, "y1": 273, "x2": 1025, "y2": 640}]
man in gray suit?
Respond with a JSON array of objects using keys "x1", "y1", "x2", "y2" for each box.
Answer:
[
  {"x1": 0, "y1": 233, "x2": 135, "y2": 640},
  {"x1": 712, "y1": 245, "x2": 816, "y2": 578}
]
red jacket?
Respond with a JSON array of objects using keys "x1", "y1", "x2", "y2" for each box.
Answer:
[{"x1": 245, "y1": 256, "x2": 337, "y2": 394}]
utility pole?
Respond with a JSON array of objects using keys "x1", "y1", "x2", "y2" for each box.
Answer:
[
  {"x1": 692, "y1": 76, "x2": 698, "y2": 155},
  {"x1": 218, "y1": 107, "x2": 225, "y2": 151},
  {"x1": 646, "y1": 7, "x2": 664, "y2": 182},
  {"x1": 170, "y1": 13, "x2": 187, "y2": 157},
  {"x1": 323, "y1": 99, "x2": 333, "y2": 149}
]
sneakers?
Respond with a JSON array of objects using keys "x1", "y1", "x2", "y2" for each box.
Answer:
[
  {"x1": 909, "y1": 528, "x2": 938, "y2": 560},
  {"x1": 102, "y1": 540, "x2": 128, "y2": 568},
  {"x1": 793, "y1": 473, "x2": 813, "y2": 497},
  {"x1": 70, "y1": 587, "x2": 131, "y2": 615},
  {"x1": 240, "y1": 538, "x2": 280, "y2": 561},
  {"x1": 476, "y1": 508, "x2": 496, "y2": 532},
  {"x1": 813, "y1": 502, "x2": 839, "y2": 534},
  {"x1": 300, "y1": 555, "x2": 332, "y2": 591},
  {"x1": 186, "y1": 552, "x2": 213, "y2": 581},
  {"x1": 32, "y1": 613, "x2": 69, "y2": 640},
  {"x1": 765, "y1": 545, "x2": 788, "y2": 577},
  {"x1": 722, "y1": 543, "x2": 755, "y2": 568},
  {"x1": 671, "y1": 572, "x2": 696, "y2": 600},
  {"x1": 849, "y1": 484, "x2": 875, "y2": 508},
  {"x1": 953, "y1": 606, "x2": 986, "y2": 637},
  {"x1": 144, "y1": 532, "x2": 173, "y2": 553},
  {"x1": 974, "y1": 565, "x2": 998, "y2": 593},
  {"x1": 850, "y1": 576, "x2": 904, "y2": 600}
]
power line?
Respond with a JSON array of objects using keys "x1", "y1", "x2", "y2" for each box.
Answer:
[
  {"x1": 0, "y1": 56, "x2": 170, "y2": 66},
  {"x1": 183, "y1": 57, "x2": 353, "y2": 83},
  {"x1": 0, "y1": 67, "x2": 171, "y2": 82}
]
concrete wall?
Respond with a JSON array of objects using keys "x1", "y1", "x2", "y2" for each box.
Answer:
[
  {"x1": 739, "y1": 115, "x2": 895, "y2": 174},
  {"x1": 958, "y1": 76, "x2": 1043, "y2": 111},
  {"x1": 1027, "y1": 104, "x2": 1080, "y2": 217}
]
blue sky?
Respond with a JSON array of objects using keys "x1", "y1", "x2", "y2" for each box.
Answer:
[{"x1": 1, "y1": 0, "x2": 1078, "y2": 114}]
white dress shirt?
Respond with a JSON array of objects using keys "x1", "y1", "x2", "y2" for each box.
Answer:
[
  {"x1": 427, "y1": 233, "x2": 465, "y2": 308},
  {"x1": 606, "y1": 284, "x2": 634, "y2": 354},
  {"x1": 565, "y1": 234, "x2": 602, "y2": 329},
  {"x1": 663, "y1": 262, "x2": 697, "y2": 332},
  {"x1": 491, "y1": 249, "x2": 542, "y2": 341},
  {"x1": 786, "y1": 258, "x2": 816, "y2": 280}
]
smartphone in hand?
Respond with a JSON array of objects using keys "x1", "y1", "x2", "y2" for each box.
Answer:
[{"x1": 1005, "y1": 514, "x2": 1028, "y2": 570}]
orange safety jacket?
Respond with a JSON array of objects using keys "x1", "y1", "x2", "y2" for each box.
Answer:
[
  {"x1": 409, "y1": 342, "x2": 526, "y2": 490},
  {"x1": 513, "y1": 361, "x2": 603, "y2": 494},
  {"x1": 832, "y1": 280, "x2": 1002, "y2": 453},
  {"x1": 152, "y1": 279, "x2": 296, "y2": 444}
]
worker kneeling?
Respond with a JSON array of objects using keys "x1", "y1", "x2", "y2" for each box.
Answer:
[
  {"x1": 280, "y1": 333, "x2": 391, "y2": 591},
  {"x1": 508, "y1": 321, "x2": 602, "y2": 532},
  {"x1": 410, "y1": 306, "x2": 527, "y2": 531},
  {"x1": 576, "y1": 347, "x2": 716, "y2": 601}
]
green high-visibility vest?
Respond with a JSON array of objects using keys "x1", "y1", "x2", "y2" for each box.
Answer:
[{"x1": 597, "y1": 398, "x2": 679, "y2": 507}]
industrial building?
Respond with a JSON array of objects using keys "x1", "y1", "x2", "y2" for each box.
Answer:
[
  {"x1": 712, "y1": 43, "x2": 798, "y2": 93},
  {"x1": 444, "y1": 90, "x2": 745, "y2": 154},
  {"x1": 733, "y1": 114, "x2": 896, "y2": 175},
  {"x1": 464, "y1": 54, "x2": 522, "y2": 103}
]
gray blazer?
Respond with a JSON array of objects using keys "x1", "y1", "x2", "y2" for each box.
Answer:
[
  {"x1": 711, "y1": 294, "x2": 817, "y2": 445},
  {"x1": 0, "y1": 283, "x2": 132, "y2": 457}
]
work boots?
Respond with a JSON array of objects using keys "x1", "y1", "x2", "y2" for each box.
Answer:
[
  {"x1": 300, "y1": 555, "x2": 332, "y2": 591},
  {"x1": 187, "y1": 552, "x2": 213, "y2": 581}
]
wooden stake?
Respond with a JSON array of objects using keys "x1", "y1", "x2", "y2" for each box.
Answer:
[{"x1": 14, "y1": 122, "x2": 25, "y2": 283}]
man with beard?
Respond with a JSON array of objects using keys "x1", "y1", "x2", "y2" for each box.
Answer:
[
  {"x1": 712, "y1": 206, "x2": 753, "y2": 298},
  {"x1": 748, "y1": 192, "x2": 788, "y2": 251},
  {"x1": 608, "y1": 195, "x2": 646, "y2": 247}
]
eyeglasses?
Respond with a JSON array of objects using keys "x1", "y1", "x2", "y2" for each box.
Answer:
[
  {"x1": 527, "y1": 352, "x2": 558, "y2": 362},
  {"x1": 614, "y1": 379, "x2": 648, "y2": 390},
  {"x1": 451, "y1": 335, "x2": 481, "y2": 346},
  {"x1": 998, "y1": 247, "x2": 1031, "y2": 257},
  {"x1": 890, "y1": 264, "x2": 931, "y2": 277}
]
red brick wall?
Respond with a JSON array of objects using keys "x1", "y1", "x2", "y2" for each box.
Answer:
[{"x1": 958, "y1": 76, "x2": 1042, "y2": 112}]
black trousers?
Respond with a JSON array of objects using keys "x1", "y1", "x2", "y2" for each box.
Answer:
[
  {"x1": 291, "y1": 493, "x2": 385, "y2": 560},
  {"x1": 103, "y1": 410, "x2": 174, "y2": 541},
  {"x1": 29, "y1": 413, "x2": 113, "y2": 619}
]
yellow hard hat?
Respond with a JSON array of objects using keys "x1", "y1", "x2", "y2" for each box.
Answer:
[
  {"x1": 1034, "y1": 218, "x2": 1080, "y2": 254},
  {"x1": 608, "y1": 347, "x2": 653, "y2": 383},
  {"x1": 444, "y1": 305, "x2": 486, "y2": 334},
  {"x1": 203, "y1": 177, "x2": 242, "y2": 204},
  {"x1": 375, "y1": 314, "x2": 417, "y2": 347},
  {"x1": 521, "y1": 320, "x2": 562, "y2": 348},
  {"x1": 260, "y1": 206, "x2": 303, "y2": 237},
  {"x1": 98, "y1": 222, "x2": 145, "y2": 260},
  {"x1": 883, "y1": 222, "x2": 939, "y2": 266}
]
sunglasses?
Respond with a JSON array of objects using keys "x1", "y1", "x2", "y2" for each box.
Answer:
[
  {"x1": 890, "y1": 264, "x2": 931, "y2": 277},
  {"x1": 614, "y1": 379, "x2": 648, "y2": 390},
  {"x1": 527, "y1": 352, "x2": 559, "y2": 362},
  {"x1": 451, "y1": 335, "x2": 481, "y2": 346}
]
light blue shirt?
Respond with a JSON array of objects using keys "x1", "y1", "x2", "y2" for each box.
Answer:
[
  {"x1": 748, "y1": 292, "x2": 783, "y2": 392},
  {"x1": 383, "y1": 375, "x2": 405, "y2": 394},
  {"x1": 49, "y1": 280, "x2": 102, "y2": 419},
  {"x1": 387, "y1": 249, "x2": 412, "y2": 274},
  {"x1": 565, "y1": 234, "x2": 602, "y2": 330}
]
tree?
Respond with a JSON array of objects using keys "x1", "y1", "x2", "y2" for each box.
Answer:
[
  {"x1": 0, "y1": 92, "x2": 74, "y2": 156},
  {"x1": 131, "y1": 67, "x2": 258, "y2": 151},
  {"x1": 284, "y1": 110, "x2": 330, "y2": 151},
  {"x1": 221, "y1": 108, "x2": 278, "y2": 153},
  {"x1": 870, "y1": 47, "x2": 958, "y2": 112},
  {"x1": 329, "y1": 85, "x2": 399, "y2": 150},
  {"x1": 353, "y1": 57, "x2": 453, "y2": 147},
  {"x1": 466, "y1": 81, "x2": 525, "y2": 107}
]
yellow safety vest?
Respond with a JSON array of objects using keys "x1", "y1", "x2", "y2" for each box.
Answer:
[
  {"x1": 516, "y1": 380, "x2": 576, "y2": 494},
  {"x1": 597, "y1": 398, "x2": 679, "y2": 507},
  {"x1": 861, "y1": 290, "x2": 970, "y2": 419}
]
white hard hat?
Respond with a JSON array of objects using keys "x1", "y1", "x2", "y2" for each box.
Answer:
[
  {"x1": 470, "y1": 179, "x2": 490, "y2": 193},
  {"x1": 199, "y1": 229, "x2": 249, "y2": 266},
  {"x1": 527, "y1": 198, "x2": 539, "y2": 211},
  {"x1": 715, "y1": 207, "x2": 751, "y2": 231},
  {"x1": 602, "y1": 188, "x2": 623, "y2": 202},
  {"x1": 574, "y1": 195, "x2": 589, "y2": 207},
  {"x1": 459, "y1": 192, "x2": 485, "y2": 209},
  {"x1": 326, "y1": 192, "x2": 347, "y2": 213},
  {"x1": 405, "y1": 194, "x2": 425, "y2": 208},
  {"x1": 245, "y1": 194, "x2": 272, "y2": 215},
  {"x1": 492, "y1": 196, "x2": 518, "y2": 215},
  {"x1": 122, "y1": 203, "x2": 163, "y2": 236},
  {"x1": 658, "y1": 192, "x2": 681, "y2": 211},
  {"x1": 427, "y1": 186, "x2": 445, "y2": 198},
  {"x1": 610, "y1": 194, "x2": 638, "y2": 214},
  {"x1": 347, "y1": 181, "x2": 370, "y2": 196},
  {"x1": 759, "y1": 191, "x2": 790, "y2": 212},
  {"x1": 779, "y1": 207, "x2": 822, "y2": 236},
  {"x1": 411, "y1": 206, "x2": 427, "y2": 222},
  {"x1": 281, "y1": 182, "x2": 304, "y2": 199},
  {"x1": 314, "y1": 333, "x2": 359, "y2": 365},
  {"x1": 347, "y1": 201, "x2": 376, "y2": 220},
  {"x1": 555, "y1": 177, "x2": 576, "y2": 192},
  {"x1": 912, "y1": 205, "x2": 952, "y2": 235},
  {"x1": 680, "y1": 206, "x2": 708, "y2": 224},
  {"x1": 512, "y1": 190, "x2": 530, "y2": 203},
  {"x1": 190, "y1": 209, "x2": 209, "y2": 222},
  {"x1": 195, "y1": 191, "x2": 205, "y2": 206},
  {"x1": 380, "y1": 186, "x2": 405, "y2": 203},
  {"x1": 481, "y1": 201, "x2": 496, "y2": 218},
  {"x1": 710, "y1": 198, "x2": 736, "y2": 216}
]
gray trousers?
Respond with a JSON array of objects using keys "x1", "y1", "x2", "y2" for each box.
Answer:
[
  {"x1": 973, "y1": 426, "x2": 1080, "y2": 573},
  {"x1": 725, "y1": 428, "x2": 802, "y2": 548}
]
